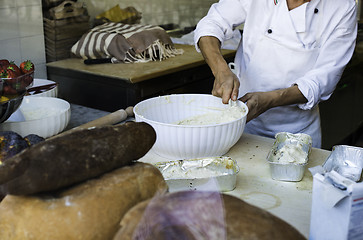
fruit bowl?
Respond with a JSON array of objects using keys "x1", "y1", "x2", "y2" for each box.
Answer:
[
  {"x1": 0, "y1": 72, "x2": 34, "y2": 123},
  {"x1": 0, "y1": 93, "x2": 25, "y2": 123},
  {"x1": 1, "y1": 72, "x2": 34, "y2": 97}
]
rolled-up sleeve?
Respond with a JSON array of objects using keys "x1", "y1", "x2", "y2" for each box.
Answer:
[
  {"x1": 194, "y1": 0, "x2": 249, "y2": 52},
  {"x1": 296, "y1": 2, "x2": 357, "y2": 110}
]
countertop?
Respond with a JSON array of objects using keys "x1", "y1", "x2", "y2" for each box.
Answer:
[
  {"x1": 67, "y1": 104, "x2": 331, "y2": 239},
  {"x1": 64, "y1": 104, "x2": 110, "y2": 131},
  {"x1": 46, "y1": 44, "x2": 236, "y2": 84},
  {"x1": 138, "y1": 133, "x2": 331, "y2": 239}
]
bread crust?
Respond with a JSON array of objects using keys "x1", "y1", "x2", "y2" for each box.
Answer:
[
  {"x1": 0, "y1": 162, "x2": 168, "y2": 240},
  {"x1": 0, "y1": 122, "x2": 156, "y2": 195},
  {"x1": 113, "y1": 191, "x2": 306, "y2": 240}
]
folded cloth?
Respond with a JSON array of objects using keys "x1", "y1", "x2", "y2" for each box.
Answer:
[
  {"x1": 71, "y1": 22, "x2": 184, "y2": 63},
  {"x1": 95, "y1": 5, "x2": 142, "y2": 24}
]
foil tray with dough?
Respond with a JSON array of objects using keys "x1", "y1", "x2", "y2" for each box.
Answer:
[
  {"x1": 266, "y1": 132, "x2": 312, "y2": 182},
  {"x1": 154, "y1": 156, "x2": 239, "y2": 192}
]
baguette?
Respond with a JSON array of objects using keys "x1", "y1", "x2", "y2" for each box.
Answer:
[{"x1": 0, "y1": 121, "x2": 156, "y2": 195}]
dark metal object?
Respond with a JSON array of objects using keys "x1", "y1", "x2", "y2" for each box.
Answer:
[
  {"x1": 84, "y1": 58, "x2": 112, "y2": 65},
  {"x1": 0, "y1": 94, "x2": 25, "y2": 123}
]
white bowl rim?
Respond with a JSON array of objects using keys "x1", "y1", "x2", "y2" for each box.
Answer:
[
  {"x1": 33, "y1": 78, "x2": 57, "y2": 85},
  {"x1": 4, "y1": 96, "x2": 70, "y2": 123},
  {"x1": 28, "y1": 78, "x2": 58, "y2": 96},
  {"x1": 134, "y1": 94, "x2": 248, "y2": 128}
]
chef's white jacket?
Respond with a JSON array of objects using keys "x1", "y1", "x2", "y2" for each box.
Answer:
[{"x1": 194, "y1": 0, "x2": 357, "y2": 148}]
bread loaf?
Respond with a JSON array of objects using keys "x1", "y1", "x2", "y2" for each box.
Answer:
[
  {"x1": 0, "y1": 162, "x2": 168, "y2": 240},
  {"x1": 0, "y1": 121, "x2": 156, "y2": 195},
  {"x1": 113, "y1": 191, "x2": 306, "y2": 240}
]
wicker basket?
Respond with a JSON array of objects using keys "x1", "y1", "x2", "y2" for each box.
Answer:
[{"x1": 44, "y1": 15, "x2": 90, "y2": 62}]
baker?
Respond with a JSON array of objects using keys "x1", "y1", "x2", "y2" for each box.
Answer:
[{"x1": 194, "y1": 0, "x2": 357, "y2": 148}]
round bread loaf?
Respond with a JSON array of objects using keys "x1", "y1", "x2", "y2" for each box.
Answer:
[
  {"x1": 0, "y1": 162, "x2": 168, "y2": 240},
  {"x1": 113, "y1": 191, "x2": 306, "y2": 240}
]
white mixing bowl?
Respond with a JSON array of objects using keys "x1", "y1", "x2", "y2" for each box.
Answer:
[
  {"x1": 27, "y1": 78, "x2": 58, "y2": 98},
  {"x1": 0, "y1": 96, "x2": 71, "y2": 138},
  {"x1": 134, "y1": 94, "x2": 248, "y2": 160}
]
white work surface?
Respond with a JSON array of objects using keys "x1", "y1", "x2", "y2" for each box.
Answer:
[{"x1": 139, "y1": 133, "x2": 331, "y2": 238}]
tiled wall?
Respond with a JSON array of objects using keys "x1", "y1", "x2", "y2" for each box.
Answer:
[
  {"x1": 0, "y1": 0, "x2": 217, "y2": 79},
  {"x1": 0, "y1": 0, "x2": 47, "y2": 79},
  {"x1": 82, "y1": 0, "x2": 217, "y2": 28}
]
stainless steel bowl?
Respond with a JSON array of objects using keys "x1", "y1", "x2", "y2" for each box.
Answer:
[{"x1": 0, "y1": 94, "x2": 25, "y2": 123}]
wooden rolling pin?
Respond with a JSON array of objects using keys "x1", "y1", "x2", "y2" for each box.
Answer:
[
  {"x1": 73, "y1": 106, "x2": 134, "y2": 130},
  {"x1": 50, "y1": 106, "x2": 134, "y2": 139}
]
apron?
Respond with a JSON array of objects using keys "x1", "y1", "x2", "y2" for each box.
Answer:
[{"x1": 236, "y1": 0, "x2": 324, "y2": 148}]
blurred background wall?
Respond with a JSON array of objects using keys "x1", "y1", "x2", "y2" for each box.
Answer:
[
  {"x1": 0, "y1": 0, "x2": 217, "y2": 79},
  {"x1": 82, "y1": 0, "x2": 217, "y2": 28}
]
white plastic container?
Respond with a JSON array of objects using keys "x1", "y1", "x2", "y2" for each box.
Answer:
[
  {"x1": 27, "y1": 78, "x2": 58, "y2": 98},
  {"x1": 0, "y1": 96, "x2": 70, "y2": 138},
  {"x1": 134, "y1": 94, "x2": 248, "y2": 160}
]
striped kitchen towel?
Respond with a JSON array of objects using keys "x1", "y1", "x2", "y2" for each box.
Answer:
[{"x1": 71, "y1": 22, "x2": 183, "y2": 63}]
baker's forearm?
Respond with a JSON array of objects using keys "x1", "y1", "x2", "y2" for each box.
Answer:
[
  {"x1": 269, "y1": 85, "x2": 307, "y2": 108},
  {"x1": 240, "y1": 85, "x2": 308, "y2": 122},
  {"x1": 198, "y1": 36, "x2": 230, "y2": 75},
  {"x1": 198, "y1": 36, "x2": 240, "y2": 102}
]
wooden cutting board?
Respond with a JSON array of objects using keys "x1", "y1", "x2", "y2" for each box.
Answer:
[{"x1": 46, "y1": 44, "x2": 236, "y2": 84}]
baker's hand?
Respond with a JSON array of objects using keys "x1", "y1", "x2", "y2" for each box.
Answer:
[
  {"x1": 240, "y1": 85, "x2": 308, "y2": 122},
  {"x1": 240, "y1": 92, "x2": 274, "y2": 122},
  {"x1": 212, "y1": 68, "x2": 240, "y2": 104}
]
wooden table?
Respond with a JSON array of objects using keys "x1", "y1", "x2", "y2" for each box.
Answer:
[
  {"x1": 139, "y1": 133, "x2": 331, "y2": 239},
  {"x1": 46, "y1": 44, "x2": 236, "y2": 112}
]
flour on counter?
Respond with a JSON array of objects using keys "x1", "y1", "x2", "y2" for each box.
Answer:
[{"x1": 175, "y1": 105, "x2": 244, "y2": 125}]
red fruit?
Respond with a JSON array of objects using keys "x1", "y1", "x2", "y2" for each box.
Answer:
[
  {"x1": 22, "y1": 75, "x2": 33, "y2": 86},
  {"x1": 19, "y1": 60, "x2": 34, "y2": 74},
  {"x1": 1, "y1": 68, "x2": 19, "y2": 95},
  {"x1": 8, "y1": 61, "x2": 22, "y2": 77},
  {"x1": 4, "y1": 67, "x2": 18, "y2": 79},
  {"x1": 0, "y1": 67, "x2": 17, "y2": 79},
  {"x1": 0, "y1": 59, "x2": 10, "y2": 67},
  {"x1": 3, "y1": 85, "x2": 17, "y2": 95},
  {"x1": 0, "y1": 69, "x2": 8, "y2": 78}
]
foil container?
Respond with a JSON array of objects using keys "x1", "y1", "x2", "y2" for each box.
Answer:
[
  {"x1": 154, "y1": 156, "x2": 239, "y2": 192},
  {"x1": 322, "y1": 145, "x2": 363, "y2": 182},
  {"x1": 266, "y1": 132, "x2": 312, "y2": 182}
]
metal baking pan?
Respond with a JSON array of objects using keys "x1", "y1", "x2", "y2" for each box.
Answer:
[
  {"x1": 322, "y1": 145, "x2": 363, "y2": 182},
  {"x1": 266, "y1": 132, "x2": 312, "y2": 182},
  {"x1": 154, "y1": 156, "x2": 239, "y2": 192}
]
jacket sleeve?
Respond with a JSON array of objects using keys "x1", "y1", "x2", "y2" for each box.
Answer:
[
  {"x1": 194, "y1": 0, "x2": 250, "y2": 52},
  {"x1": 295, "y1": 1, "x2": 357, "y2": 110}
]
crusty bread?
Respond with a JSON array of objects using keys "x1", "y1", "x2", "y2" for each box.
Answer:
[
  {"x1": 0, "y1": 162, "x2": 168, "y2": 240},
  {"x1": 114, "y1": 191, "x2": 227, "y2": 240},
  {"x1": 113, "y1": 191, "x2": 306, "y2": 240},
  {"x1": 0, "y1": 122, "x2": 156, "y2": 196}
]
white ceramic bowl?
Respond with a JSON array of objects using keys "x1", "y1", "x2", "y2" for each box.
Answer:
[
  {"x1": 134, "y1": 94, "x2": 248, "y2": 160},
  {"x1": 27, "y1": 78, "x2": 58, "y2": 97},
  {"x1": 0, "y1": 96, "x2": 71, "y2": 138}
]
